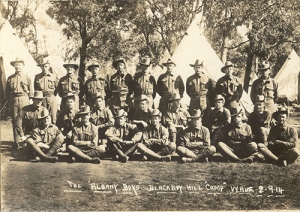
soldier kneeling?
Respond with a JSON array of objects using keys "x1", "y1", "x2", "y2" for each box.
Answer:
[
  {"x1": 67, "y1": 106, "x2": 104, "y2": 164},
  {"x1": 27, "y1": 108, "x2": 64, "y2": 162},
  {"x1": 137, "y1": 109, "x2": 175, "y2": 161},
  {"x1": 177, "y1": 109, "x2": 216, "y2": 163}
]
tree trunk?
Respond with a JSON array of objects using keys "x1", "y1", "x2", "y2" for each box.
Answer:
[
  {"x1": 79, "y1": 41, "x2": 87, "y2": 80},
  {"x1": 221, "y1": 33, "x2": 229, "y2": 63},
  {"x1": 244, "y1": 41, "x2": 254, "y2": 93}
]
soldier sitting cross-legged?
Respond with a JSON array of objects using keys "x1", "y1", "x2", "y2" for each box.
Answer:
[
  {"x1": 27, "y1": 108, "x2": 64, "y2": 162},
  {"x1": 67, "y1": 106, "x2": 104, "y2": 164},
  {"x1": 136, "y1": 109, "x2": 175, "y2": 161},
  {"x1": 105, "y1": 109, "x2": 142, "y2": 163},
  {"x1": 177, "y1": 109, "x2": 216, "y2": 163}
]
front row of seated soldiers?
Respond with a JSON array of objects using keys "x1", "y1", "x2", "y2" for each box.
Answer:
[{"x1": 22, "y1": 91, "x2": 299, "y2": 165}]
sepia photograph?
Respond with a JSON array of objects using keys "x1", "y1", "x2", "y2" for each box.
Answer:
[{"x1": 0, "y1": 0, "x2": 300, "y2": 211}]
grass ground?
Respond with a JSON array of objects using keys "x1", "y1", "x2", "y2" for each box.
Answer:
[{"x1": 1, "y1": 120, "x2": 300, "y2": 211}]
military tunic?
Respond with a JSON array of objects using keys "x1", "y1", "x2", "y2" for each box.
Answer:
[
  {"x1": 248, "y1": 110, "x2": 271, "y2": 143},
  {"x1": 157, "y1": 71, "x2": 184, "y2": 114},
  {"x1": 215, "y1": 75, "x2": 243, "y2": 108},
  {"x1": 55, "y1": 73, "x2": 84, "y2": 110},
  {"x1": 56, "y1": 108, "x2": 79, "y2": 136},
  {"x1": 133, "y1": 72, "x2": 156, "y2": 107},
  {"x1": 208, "y1": 107, "x2": 231, "y2": 132},
  {"x1": 178, "y1": 126, "x2": 210, "y2": 150},
  {"x1": 83, "y1": 75, "x2": 110, "y2": 108},
  {"x1": 90, "y1": 106, "x2": 114, "y2": 140},
  {"x1": 34, "y1": 72, "x2": 59, "y2": 123},
  {"x1": 251, "y1": 78, "x2": 278, "y2": 113},
  {"x1": 131, "y1": 108, "x2": 153, "y2": 130},
  {"x1": 15, "y1": 105, "x2": 46, "y2": 138}
]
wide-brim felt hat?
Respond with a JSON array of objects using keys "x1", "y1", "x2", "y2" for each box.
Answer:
[
  {"x1": 230, "y1": 101, "x2": 243, "y2": 117},
  {"x1": 272, "y1": 107, "x2": 288, "y2": 119},
  {"x1": 62, "y1": 92, "x2": 75, "y2": 100},
  {"x1": 87, "y1": 62, "x2": 100, "y2": 71},
  {"x1": 10, "y1": 57, "x2": 25, "y2": 66},
  {"x1": 112, "y1": 58, "x2": 127, "y2": 69},
  {"x1": 30, "y1": 91, "x2": 44, "y2": 99},
  {"x1": 221, "y1": 61, "x2": 234, "y2": 73},
  {"x1": 63, "y1": 61, "x2": 79, "y2": 70},
  {"x1": 190, "y1": 59, "x2": 204, "y2": 67},
  {"x1": 139, "y1": 58, "x2": 151, "y2": 66},
  {"x1": 37, "y1": 108, "x2": 50, "y2": 120},
  {"x1": 214, "y1": 94, "x2": 225, "y2": 102},
  {"x1": 78, "y1": 105, "x2": 91, "y2": 115},
  {"x1": 37, "y1": 58, "x2": 50, "y2": 67},
  {"x1": 162, "y1": 58, "x2": 176, "y2": 67},
  {"x1": 92, "y1": 92, "x2": 105, "y2": 100},
  {"x1": 150, "y1": 109, "x2": 161, "y2": 117},
  {"x1": 111, "y1": 88, "x2": 129, "y2": 95},
  {"x1": 254, "y1": 95, "x2": 265, "y2": 103},
  {"x1": 114, "y1": 109, "x2": 128, "y2": 118},
  {"x1": 135, "y1": 94, "x2": 149, "y2": 102},
  {"x1": 188, "y1": 109, "x2": 203, "y2": 119},
  {"x1": 258, "y1": 61, "x2": 271, "y2": 71}
]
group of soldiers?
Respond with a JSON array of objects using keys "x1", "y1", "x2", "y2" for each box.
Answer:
[{"x1": 5, "y1": 55, "x2": 300, "y2": 165}]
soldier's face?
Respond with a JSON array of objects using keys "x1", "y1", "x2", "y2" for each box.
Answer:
[
  {"x1": 255, "y1": 102, "x2": 264, "y2": 113},
  {"x1": 215, "y1": 100, "x2": 224, "y2": 109},
  {"x1": 277, "y1": 114, "x2": 287, "y2": 125},
  {"x1": 40, "y1": 116, "x2": 51, "y2": 128},
  {"x1": 141, "y1": 65, "x2": 148, "y2": 72},
  {"x1": 261, "y1": 69, "x2": 270, "y2": 78},
  {"x1": 192, "y1": 118, "x2": 202, "y2": 128},
  {"x1": 166, "y1": 64, "x2": 175, "y2": 71},
  {"x1": 81, "y1": 113, "x2": 90, "y2": 124},
  {"x1": 117, "y1": 62, "x2": 125, "y2": 72},
  {"x1": 173, "y1": 99, "x2": 180, "y2": 108},
  {"x1": 66, "y1": 98, "x2": 75, "y2": 109},
  {"x1": 193, "y1": 66, "x2": 203, "y2": 75},
  {"x1": 32, "y1": 98, "x2": 43, "y2": 107},
  {"x1": 225, "y1": 66, "x2": 234, "y2": 76},
  {"x1": 139, "y1": 101, "x2": 148, "y2": 111},
  {"x1": 233, "y1": 113, "x2": 243, "y2": 125},
  {"x1": 66, "y1": 65, "x2": 75, "y2": 74},
  {"x1": 91, "y1": 66, "x2": 99, "y2": 75},
  {"x1": 151, "y1": 116, "x2": 160, "y2": 126},
  {"x1": 116, "y1": 116, "x2": 126, "y2": 126},
  {"x1": 95, "y1": 97, "x2": 103, "y2": 108},
  {"x1": 41, "y1": 64, "x2": 50, "y2": 73},
  {"x1": 14, "y1": 62, "x2": 24, "y2": 72}
]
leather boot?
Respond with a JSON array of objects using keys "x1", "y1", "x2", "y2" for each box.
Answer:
[
  {"x1": 27, "y1": 140, "x2": 58, "y2": 162},
  {"x1": 67, "y1": 145, "x2": 100, "y2": 164},
  {"x1": 137, "y1": 143, "x2": 162, "y2": 160}
]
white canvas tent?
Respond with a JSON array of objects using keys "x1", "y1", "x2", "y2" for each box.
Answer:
[
  {"x1": 274, "y1": 49, "x2": 300, "y2": 102},
  {"x1": 0, "y1": 21, "x2": 41, "y2": 100},
  {"x1": 170, "y1": 16, "x2": 254, "y2": 115}
]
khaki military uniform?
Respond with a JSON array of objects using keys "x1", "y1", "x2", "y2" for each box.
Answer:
[
  {"x1": 56, "y1": 108, "x2": 79, "y2": 136},
  {"x1": 157, "y1": 71, "x2": 184, "y2": 115},
  {"x1": 248, "y1": 110, "x2": 272, "y2": 144},
  {"x1": 34, "y1": 72, "x2": 59, "y2": 123},
  {"x1": 55, "y1": 73, "x2": 84, "y2": 110},
  {"x1": 133, "y1": 72, "x2": 156, "y2": 108}
]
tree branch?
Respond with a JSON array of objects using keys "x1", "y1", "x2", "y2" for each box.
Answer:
[{"x1": 226, "y1": 40, "x2": 250, "y2": 49}]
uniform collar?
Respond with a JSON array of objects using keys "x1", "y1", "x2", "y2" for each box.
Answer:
[
  {"x1": 15, "y1": 71, "x2": 22, "y2": 76},
  {"x1": 151, "y1": 123, "x2": 161, "y2": 130},
  {"x1": 216, "y1": 107, "x2": 224, "y2": 113},
  {"x1": 277, "y1": 123, "x2": 287, "y2": 130},
  {"x1": 68, "y1": 73, "x2": 75, "y2": 78},
  {"x1": 166, "y1": 71, "x2": 174, "y2": 76}
]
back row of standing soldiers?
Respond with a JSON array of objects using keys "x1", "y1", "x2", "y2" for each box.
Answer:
[{"x1": 5, "y1": 56, "x2": 300, "y2": 165}]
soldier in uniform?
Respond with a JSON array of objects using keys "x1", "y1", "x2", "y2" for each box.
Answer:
[
  {"x1": 6, "y1": 57, "x2": 33, "y2": 149},
  {"x1": 56, "y1": 92, "x2": 79, "y2": 151},
  {"x1": 248, "y1": 95, "x2": 272, "y2": 144},
  {"x1": 215, "y1": 105, "x2": 258, "y2": 163},
  {"x1": 208, "y1": 94, "x2": 231, "y2": 144},
  {"x1": 157, "y1": 58, "x2": 184, "y2": 115},
  {"x1": 34, "y1": 58, "x2": 59, "y2": 124},
  {"x1": 107, "y1": 58, "x2": 134, "y2": 117},
  {"x1": 136, "y1": 109, "x2": 175, "y2": 161},
  {"x1": 67, "y1": 106, "x2": 103, "y2": 164},
  {"x1": 251, "y1": 61, "x2": 278, "y2": 114},
  {"x1": 83, "y1": 62, "x2": 110, "y2": 109},
  {"x1": 258, "y1": 107, "x2": 300, "y2": 166},
  {"x1": 133, "y1": 58, "x2": 156, "y2": 108},
  {"x1": 55, "y1": 61, "x2": 84, "y2": 110},
  {"x1": 215, "y1": 61, "x2": 243, "y2": 109},
  {"x1": 27, "y1": 108, "x2": 64, "y2": 162},
  {"x1": 89, "y1": 92, "x2": 114, "y2": 152},
  {"x1": 164, "y1": 93, "x2": 190, "y2": 144},
  {"x1": 105, "y1": 109, "x2": 142, "y2": 163},
  {"x1": 131, "y1": 95, "x2": 153, "y2": 130},
  {"x1": 15, "y1": 91, "x2": 46, "y2": 147},
  {"x1": 177, "y1": 109, "x2": 216, "y2": 163},
  {"x1": 186, "y1": 60, "x2": 215, "y2": 127}
]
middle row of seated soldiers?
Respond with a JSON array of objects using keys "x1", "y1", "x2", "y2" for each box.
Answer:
[{"x1": 18, "y1": 88, "x2": 300, "y2": 166}]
